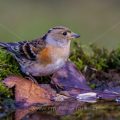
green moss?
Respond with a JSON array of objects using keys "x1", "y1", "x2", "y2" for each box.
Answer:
[
  {"x1": 1, "y1": 42, "x2": 120, "y2": 119},
  {"x1": 0, "y1": 50, "x2": 21, "y2": 97},
  {"x1": 70, "y1": 42, "x2": 109, "y2": 71},
  {"x1": 70, "y1": 42, "x2": 120, "y2": 71},
  {"x1": 107, "y1": 47, "x2": 120, "y2": 69},
  {"x1": 70, "y1": 42, "x2": 91, "y2": 70},
  {"x1": 0, "y1": 42, "x2": 120, "y2": 97},
  {"x1": 89, "y1": 83, "x2": 96, "y2": 89}
]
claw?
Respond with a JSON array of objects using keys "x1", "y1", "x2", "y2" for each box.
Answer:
[{"x1": 25, "y1": 75, "x2": 38, "y2": 85}]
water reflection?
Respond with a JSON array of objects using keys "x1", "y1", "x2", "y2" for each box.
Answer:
[{"x1": 16, "y1": 100, "x2": 120, "y2": 120}]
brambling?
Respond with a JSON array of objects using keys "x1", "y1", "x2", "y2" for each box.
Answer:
[{"x1": 0, "y1": 26, "x2": 80, "y2": 77}]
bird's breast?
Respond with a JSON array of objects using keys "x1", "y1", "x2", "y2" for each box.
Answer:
[
  {"x1": 21, "y1": 45, "x2": 70, "y2": 76},
  {"x1": 37, "y1": 45, "x2": 70, "y2": 65},
  {"x1": 24, "y1": 58, "x2": 66, "y2": 76}
]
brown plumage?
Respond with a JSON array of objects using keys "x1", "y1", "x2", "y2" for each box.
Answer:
[{"x1": 0, "y1": 26, "x2": 80, "y2": 77}]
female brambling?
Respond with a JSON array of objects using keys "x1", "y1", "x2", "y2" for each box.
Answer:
[{"x1": 0, "y1": 26, "x2": 80, "y2": 77}]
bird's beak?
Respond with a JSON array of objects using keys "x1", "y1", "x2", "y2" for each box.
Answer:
[{"x1": 71, "y1": 32, "x2": 80, "y2": 39}]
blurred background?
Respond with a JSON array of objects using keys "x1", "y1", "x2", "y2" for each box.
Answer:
[{"x1": 0, "y1": 0, "x2": 120, "y2": 50}]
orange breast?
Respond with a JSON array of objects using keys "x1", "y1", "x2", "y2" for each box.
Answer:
[
  {"x1": 37, "y1": 45, "x2": 69, "y2": 66},
  {"x1": 37, "y1": 47, "x2": 52, "y2": 65}
]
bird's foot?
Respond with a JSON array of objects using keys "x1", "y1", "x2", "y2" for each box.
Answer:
[{"x1": 25, "y1": 75, "x2": 38, "y2": 85}]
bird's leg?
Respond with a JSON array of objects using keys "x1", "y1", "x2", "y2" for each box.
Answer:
[{"x1": 25, "y1": 72, "x2": 38, "y2": 85}]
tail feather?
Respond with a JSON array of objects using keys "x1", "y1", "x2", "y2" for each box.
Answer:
[
  {"x1": 0, "y1": 41, "x2": 36, "y2": 60},
  {"x1": 0, "y1": 42, "x2": 8, "y2": 49},
  {"x1": 0, "y1": 42, "x2": 22, "y2": 59},
  {"x1": 0, "y1": 42, "x2": 20, "y2": 53}
]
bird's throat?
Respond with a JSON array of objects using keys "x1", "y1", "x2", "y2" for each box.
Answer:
[{"x1": 46, "y1": 36, "x2": 70, "y2": 48}]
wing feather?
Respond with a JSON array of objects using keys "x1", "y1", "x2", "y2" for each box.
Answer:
[{"x1": 0, "y1": 37, "x2": 46, "y2": 60}]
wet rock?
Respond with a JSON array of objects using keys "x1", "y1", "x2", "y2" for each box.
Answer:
[
  {"x1": 3, "y1": 76, "x2": 51, "y2": 107},
  {"x1": 51, "y1": 61, "x2": 91, "y2": 96},
  {"x1": 2, "y1": 61, "x2": 120, "y2": 120},
  {"x1": 86, "y1": 68, "x2": 120, "y2": 92}
]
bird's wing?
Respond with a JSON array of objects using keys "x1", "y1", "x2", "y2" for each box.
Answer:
[{"x1": 0, "y1": 37, "x2": 46, "y2": 60}]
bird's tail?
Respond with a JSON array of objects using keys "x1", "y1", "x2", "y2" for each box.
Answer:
[
  {"x1": 0, "y1": 42, "x2": 21, "y2": 59},
  {"x1": 0, "y1": 42, "x2": 17, "y2": 53},
  {"x1": 0, "y1": 42, "x2": 9, "y2": 49}
]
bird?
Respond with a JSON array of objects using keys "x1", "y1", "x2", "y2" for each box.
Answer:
[{"x1": 0, "y1": 26, "x2": 80, "y2": 79}]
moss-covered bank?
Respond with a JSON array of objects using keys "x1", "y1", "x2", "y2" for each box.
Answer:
[
  {"x1": 1, "y1": 42, "x2": 120, "y2": 98},
  {"x1": 1, "y1": 42, "x2": 120, "y2": 119}
]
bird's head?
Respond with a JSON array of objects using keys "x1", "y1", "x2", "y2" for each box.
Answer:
[{"x1": 43, "y1": 26, "x2": 80, "y2": 47}]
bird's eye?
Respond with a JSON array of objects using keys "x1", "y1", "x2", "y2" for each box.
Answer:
[{"x1": 63, "y1": 32, "x2": 67, "y2": 36}]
